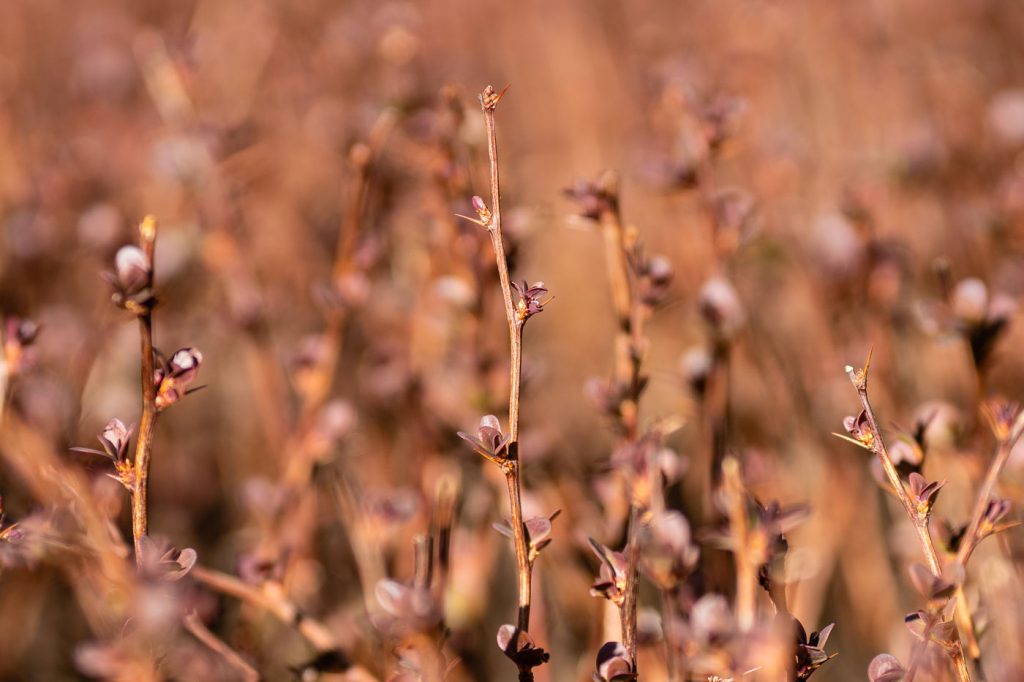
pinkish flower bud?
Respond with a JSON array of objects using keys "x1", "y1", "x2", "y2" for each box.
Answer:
[
  {"x1": 699, "y1": 277, "x2": 745, "y2": 339},
  {"x1": 951, "y1": 277, "x2": 988, "y2": 324},
  {"x1": 114, "y1": 245, "x2": 151, "y2": 293}
]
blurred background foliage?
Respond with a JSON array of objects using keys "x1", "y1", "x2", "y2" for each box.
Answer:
[{"x1": 2, "y1": 0, "x2": 1024, "y2": 680}]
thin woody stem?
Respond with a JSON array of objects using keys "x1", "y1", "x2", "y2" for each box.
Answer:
[
  {"x1": 480, "y1": 84, "x2": 535, "y2": 679},
  {"x1": 621, "y1": 505, "x2": 641, "y2": 664},
  {"x1": 182, "y1": 611, "x2": 258, "y2": 682},
  {"x1": 190, "y1": 565, "x2": 339, "y2": 653},
  {"x1": 595, "y1": 175, "x2": 644, "y2": 667},
  {"x1": 846, "y1": 360, "x2": 970, "y2": 682},
  {"x1": 662, "y1": 589, "x2": 680, "y2": 681},
  {"x1": 132, "y1": 215, "x2": 158, "y2": 565},
  {"x1": 846, "y1": 363, "x2": 942, "y2": 577},
  {"x1": 941, "y1": 411, "x2": 1024, "y2": 675},
  {"x1": 956, "y1": 414, "x2": 1024, "y2": 565}
]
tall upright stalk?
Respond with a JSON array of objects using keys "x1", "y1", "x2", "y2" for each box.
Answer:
[
  {"x1": 478, "y1": 85, "x2": 536, "y2": 680},
  {"x1": 595, "y1": 176, "x2": 643, "y2": 667},
  {"x1": 131, "y1": 216, "x2": 159, "y2": 564},
  {"x1": 844, "y1": 354, "x2": 970, "y2": 682}
]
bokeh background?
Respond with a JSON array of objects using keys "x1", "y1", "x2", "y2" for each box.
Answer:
[{"x1": 2, "y1": 0, "x2": 1024, "y2": 680}]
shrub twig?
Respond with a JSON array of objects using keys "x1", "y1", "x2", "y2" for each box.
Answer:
[
  {"x1": 479, "y1": 83, "x2": 540, "y2": 681},
  {"x1": 131, "y1": 216, "x2": 159, "y2": 565},
  {"x1": 844, "y1": 352, "x2": 970, "y2": 682}
]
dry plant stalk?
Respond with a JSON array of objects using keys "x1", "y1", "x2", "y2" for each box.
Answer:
[
  {"x1": 477, "y1": 83, "x2": 542, "y2": 681},
  {"x1": 844, "y1": 352, "x2": 971, "y2": 682},
  {"x1": 722, "y1": 458, "x2": 757, "y2": 632},
  {"x1": 131, "y1": 215, "x2": 159, "y2": 563},
  {"x1": 190, "y1": 564, "x2": 340, "y2": 654},
  {"x1": 595, "y1": 173, "x2": 644, "y2": 667},
  {"x1": 183, "y1": 611, "x2": 259, "y2": 682},
  {"x1": 482, "y1": 81, "x2": 532, "y2": 659}
]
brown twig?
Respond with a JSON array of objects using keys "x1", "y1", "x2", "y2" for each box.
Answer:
[
  {"x1": 190, "y1": 564, "x2": 339, "y2": 653},
  {"x1": 661, "y1": 588, "x2": 681, "y2": 681},
  {"x1": 479, "y1": 84, "x2": 537, "y2": 681},
  {"x1": 722, "y1": 457, "x2": 757, "y2": 631},
  {"x1": 956, "y1": 412, "x2": 1024, "y2": 566},
  {"x1": 844, "y1": 353, "x2": 970, "y2": 682},
  {"x1": 593, "y1": 171, "x2": 646, "y2": 669},
  {"x1": 131, "y1": 215, "x2": 159, "y2": 565},
  {"x1": 844, "y1": 353, "x2": 942, "y2": 577},
  {"x1": 183, "y1": 611, "x2": 259, "y2": 682},
  {"x1": 938, "y1": 407, "x2": 1024, "y2": 677}
]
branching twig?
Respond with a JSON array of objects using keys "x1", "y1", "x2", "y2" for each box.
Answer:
[
  {"x1": 845, "y1": 352, "x2": 970, "y2": 682},
  {"x1": 956, "y1": 412, "x2": 1024, "y2": 565},
  {"x1": 183, "y1": 611, "x2": 259, "y2": 682}
]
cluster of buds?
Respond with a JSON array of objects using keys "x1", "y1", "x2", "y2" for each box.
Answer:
[
  {"x1": 698, "y1": 277, "x2": 745, "y2": 342},
  {"x1": 511, "y1": 280, "x2": 550, "y2": 323},
  {"x1": 71, "y1": 418, "x2": 136, "y2": 492},
  {"x1": 587, "y1": 538, "x2": 629, "y2": 606},
  {"x1": 593, "y1": 641, "x2": 636, "y2": 681},
  {"x1": 699, "y1": 93, "x2": 747, "y2": 153},
  {"x1": 908, "y1": 472, "x2": 946, "y2": 519},
  {"x1": 705, "y1": 495, "x2": 810, "y2": 577},
  {"x1": 136, "y1": 536, "x2": 196, "y2": 582},
  {"x1": 374, "y1": 578, "x2": 442, "y2": 634},
  {"x1": 154, "y1": 348, "x2": 204, "y2": 411},
  {"x1": 972, "y1": 498, "x2": 1016, "y2": 550},
  {"x1": 457, "y1": 415, "x2": 511, "y2": 466},
  {"x1": 636, "y1": 254, "x2": 673, "y2": 307},
  {"x1": 104, "y1": 244, "x2": 154, "y2": 314},
  {"x1": 646, "y1": 90, "x2": 747, "y2": 191},
  {"x1": 496, "y1": 624, "x2": 549, "y2": 671},
  {"x1": 2, "y1": 317, "x2": 39, "y2": 378},
  {"x1": 868, "y1": 653, "x2": 906, "y2": 682},
  {"x1": 456, "y1": 195, "x2": 493, "y2": 228},
  {"x1": 981, "y1": 398, "x2": 1024, "y2": 443},
  {"x1": 493, "y1": 510, "x2": 560, "y2": 564},
  {"x1": 479, "y1": 83, "x2": 510, "y2": 112},
  {"x1": 917, "y1": 276, "x2": 1017, "y2": 370},
  {"x1": 0, "y1": 496, "x2": 22, "y2": 545},
  {"x1": 787, "y1": 618, "x2": 837, "y2": 681},
  {"x1": 838, "y1": 410, "x2": 875, "y2": 450},
  {"x1": 564, "y1": 170, "x2": 620, "y2": 221},
  {"x1": 637, "y1": 510, "x2": 700, "y2": 591},
  {"x1": 903, "y1": 564, "x2": 963, "y2": 657}
]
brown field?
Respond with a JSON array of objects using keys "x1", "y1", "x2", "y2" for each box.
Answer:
[{"x1": 2, "y1": 1, "x2": 1024, "y2": 680}]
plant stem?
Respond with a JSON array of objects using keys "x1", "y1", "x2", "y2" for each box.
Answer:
[
  {"x1": 621, "y1": 504, "x2": 641, "y2": 664},
  {"x1": 661, "y1": 589, "x2": 680, "y2": 681},
  {"x1": 723, "y1": 457, "x2": 756, "y2": 631},
  {"x1": 182, "y1": 611, "x2": 259, "y2": 682},
  {"x1": 846, "y1": 364, "x2": 942, "y2": 577},
  {"x1": 956, "y1": 415, "x2": 1024, "y2": 565},
  {"x1": 190, "y1": 564, "x2": 339, "y2": 653},
  {"x1": 480, "y1": 85, "x2": 535, "y2": 680},
  {"x1": 595, "y1": 174, "x2": 645, "y2": 668},
  {"x1": 132, "y1": 215, "x2": 159, "y2": 565},
  {"x1": 846, "y1": 361, "x2": 970, "y2": 682}
]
